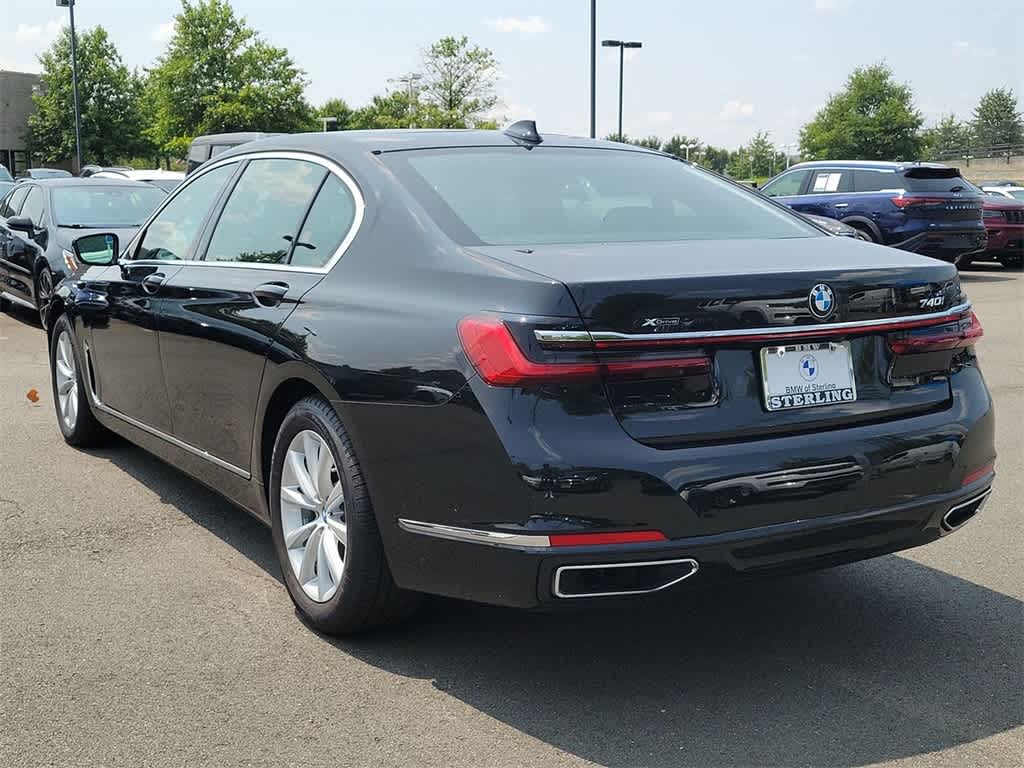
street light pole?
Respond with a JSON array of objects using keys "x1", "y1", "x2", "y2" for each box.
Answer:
[
  {"x1": 388, "y1": 73, "x2": 423, "y2": 129},
  {"x1": 589, "y1": 0, "x2": 596, "y2": 139},
  {"x1": 58, "y1": 0, "x2": 82, "y2": 173},
  {"x1": 601, "y1": 40, "x2": 642, "y2": 140}
]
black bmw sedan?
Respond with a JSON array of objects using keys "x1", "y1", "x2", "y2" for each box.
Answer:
[
  {"x1": 48, "y1": 126, "x2": 995, "y2": 634},
  {"x1": 0, "y1": 178, "x2": 166, "y2": 321}
]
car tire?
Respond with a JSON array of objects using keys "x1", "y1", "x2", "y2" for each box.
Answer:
[
  {"x1": 49, "y1": 313, "x2": 108, "y2": 447},
  {"x1": 269, "y1": 395, "x2": 419, "y2": 634},
  {"x1": 846, "y1": 223, "x2": 877, "y2": 243},
  {"x1": 35, "y1": 265, "x2": 55, "y2": 325}
]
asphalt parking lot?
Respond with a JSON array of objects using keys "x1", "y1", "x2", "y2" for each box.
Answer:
[{"x1": 1, "y1": 264, "x2": 1022, "y2": 768}]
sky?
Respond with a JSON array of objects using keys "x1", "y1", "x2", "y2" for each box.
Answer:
[{"x1": 2, "y1": 0, "x2": 1021, "y2": 149}]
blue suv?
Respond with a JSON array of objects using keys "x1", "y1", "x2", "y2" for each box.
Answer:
[{"x1": 760, "y1": 161, "x2": 986, "y2": 265}]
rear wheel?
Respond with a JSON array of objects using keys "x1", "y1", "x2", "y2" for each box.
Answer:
[
  {"x1": 50, "y1": 314, "x2": 107, "y2": 447},
  {"x1": 845, "y1": 223, "x2": 877, "y2": 243},
  {"x1": 269, "y1": 396, "x2": 419, "y2": 634}
]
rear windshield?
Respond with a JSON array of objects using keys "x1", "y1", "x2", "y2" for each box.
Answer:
[
  {"x1": 901, "y1": 168, "x2": 974, "y2": 194},
  {"x1": 52, "y1": 186, "x2": 167, "y2": 227},
  {"x1": 385, "y1": 147, "x2": 819, "y2": 246}
]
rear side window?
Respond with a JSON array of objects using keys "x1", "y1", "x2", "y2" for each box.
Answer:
[
  {"x1": 136, "y1": 163, "x2": 237, "y2": 262},
  {"x1": 853, "y1": 169, "x2": 899, "y2": 193},
  {"x1": 289, "y1": 175, "x2": 357, "y2": 268},
  {"x1": 808, "y1": 170, "x2": 852, "y2": 194},
  {"x1": 386, "y1": 147, "x2": 818, "y2": 246},
  {"x1": 204, "y1": 159, "x2": 326, "y2": 264},
  {"x1": 900, "y1": 169, "x2": 972, "y2": 193},
  {"x1": 761, "y1": 170, "x2": 808, "y2": 197}
]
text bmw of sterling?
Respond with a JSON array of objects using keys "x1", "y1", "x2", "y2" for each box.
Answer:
[{"x1": 46, "y1": 127, "x2": 996, "y2": 634}]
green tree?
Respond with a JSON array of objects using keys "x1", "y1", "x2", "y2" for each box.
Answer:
[
  {"x1": 971, "y1": 88, "x2": 1023, "y2": 148},
  {"x1": 420, "y1": 36, "x2": 498, "y2": 128},
  {"x1": 145, "y1": 0, "x2": 313, "y2": 157},
  {"x1": 661, "y1": 135, "x2": 702, "y2": 160},
  {"x1": 27, "y1": 26, "x2": 147, "y2": 167},
  {"x1": 698, "y1": 145, "x2": 731, "y2": 174},
  {"x1": 921, "y1": 114, "x2": 973, "y2": 159},
  {"x1": 799, "y1": 63, "x2": 923, "y2": 161},
  {"x1": 631, "y1": 135, "x2": 663, "y2": 150},
  {"x1": 314, "y1": 98, "x2": 355, "y2": 131},
  {"x1": 726, "y1": 132, "x2": 786, "y2": 178}
]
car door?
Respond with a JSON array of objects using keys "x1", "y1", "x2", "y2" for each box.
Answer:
[
  {"x1": 1, "y1": 185, "x2": 46, "y2": 304},
  {"x1": 82, "y1": 162, "x2": 240, "y2": 433},
  {"x1": 157, "y1": 155, "x2": 359, "y2": 473},
  {"x1": 788, "y1": 168, "x2": 853, "y2": 218},
  {"x1": 0, "y1": 185, "x2": 30, "y2": 302}
]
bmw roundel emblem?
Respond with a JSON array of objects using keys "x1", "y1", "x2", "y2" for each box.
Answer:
[{"x1": 808, "y1": 283, "x2": 836, "y2": 320}]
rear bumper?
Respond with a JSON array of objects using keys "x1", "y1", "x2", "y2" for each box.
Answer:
[
  {"x1": 982, "y1": 225, "x2": 1024, "y2": 254},
  {"x1": 892, "y1": 229, "x2": 988, "y2": 261},
  {"x1": 393, "y1": 479, "x2": 994, "y2": 607}
]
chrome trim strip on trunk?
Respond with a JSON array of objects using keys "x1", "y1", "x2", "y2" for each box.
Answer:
[
  {"x1": 534, "y1": 301, "x2": 973, "y2": 346},
  {"x1": 397, "y1": 518, "x2": 552, "y2": 548},
  {"x1": 553, "y1": 558, "x2": 700, "y2": 599},
  {"x1": 86, "y1": 387, "x2": 250, "y2": 480}
]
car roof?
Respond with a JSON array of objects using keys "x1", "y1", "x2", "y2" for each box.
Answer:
[
  {"x1": 191, "y1": 131, "x2": 281, "y2": 146},
  {"x1": 787, "y1": 160, "x2": 954, "y2": 172},
  {"x1": 982, "y1": 184, "x2": 1024, "y2": 191},
  {"x1": 216, "y1": 129, "x2": 659, "y2": 166},
  {"x1": 94, "y1": 169, "x2": 185, "y2": 179}
]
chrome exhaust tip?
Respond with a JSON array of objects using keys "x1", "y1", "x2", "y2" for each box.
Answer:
[
  {"x1": 942, "y1": 488, "x2": 992, "y2": 532},
  {"x1": 553, "y1": 558, "x2": 699, "y2": 599}
]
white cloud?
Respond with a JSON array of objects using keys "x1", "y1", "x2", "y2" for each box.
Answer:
[
  {"x1": 953, "y1": 40, "x2": 997, "y2": 58},
  {"x1": 719, "y1": 100, "x2": 755, "y2": 121},
  {"x1": 485, "y1": 16, "x2": 549, "y2": 34},
  {"x1": 151, "y1": 21, "x2": 175, "y2": 44},
  {"x1": 15, "y1": 17, "x2": 66, "y2": 46},
  {"x1": 813, "y1": 0, "x2": 853, "y2": 13}
]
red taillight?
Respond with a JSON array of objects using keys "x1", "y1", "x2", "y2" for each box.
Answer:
[
  {"x1": 962, "y1": 462, "x2": 994, "y2": 487},
  {"x1": 458, "y1": 315, "x2": 710, "y2": 386},
  {"x1": 888, "y1": 312, "x2": 983, "y2": 354},
  {"x1": 549, "y1": 530, "x2": 667, "y2": 547},
  {"x1": 891, "y1": 195, "x2": 959, "y2": 209}
]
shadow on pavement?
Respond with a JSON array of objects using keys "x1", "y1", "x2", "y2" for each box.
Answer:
[
  {"x1": 96, "y1": 440, "x2": 1023, "y2": 768},
  {"x1": 1, "y1": 304, "x2": 43, "y2": 329}
]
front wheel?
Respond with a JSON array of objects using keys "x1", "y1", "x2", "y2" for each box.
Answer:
[
  {"x1": 35, "y1": 266, "x2": 55, "y2": 325},
  {"x1": 49, "y1": 314, "x2": 107, "y2": 446},
  {"x1": 269, "y1": 396, "x2": 419, "y2": 634}
]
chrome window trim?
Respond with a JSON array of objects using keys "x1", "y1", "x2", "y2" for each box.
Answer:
[
  {"x1": 534, "y1": 301, "x2": 972, "y2": 345},
  {"x1": 122, "y1": 150, "x2": 366, "y2": 275},
  {"x1": 553, "y1": 558, "x2": 700, "y2": 599}
]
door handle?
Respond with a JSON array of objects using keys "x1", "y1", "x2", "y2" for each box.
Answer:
[
  {"x1": 253, "y1": 281, "x2": 289, "y2": 307},
  {"x1": 834, "y1": 203, "x2": 849, "y2": 209},
  {"x1": 141, "y1": 273, "x2": 166, "y2": 294}
]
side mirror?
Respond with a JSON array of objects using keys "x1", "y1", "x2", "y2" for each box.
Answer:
[
  {"x1": 6, "y1": 216, "x2": 34, "y2": 233},
  {"x1": 73, "y1": 233, "x2": 119, "y2": 266}
]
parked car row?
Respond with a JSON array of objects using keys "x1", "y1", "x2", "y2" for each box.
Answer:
[{"x1": 23, "y1": 125, "x2": 995, "y2": 635}]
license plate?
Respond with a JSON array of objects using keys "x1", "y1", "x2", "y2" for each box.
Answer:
[{"x1": 760, "y1": 342, "x2": 857, "y2": 412}]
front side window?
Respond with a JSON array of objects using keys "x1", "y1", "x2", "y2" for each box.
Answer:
[
  {"x1": 204, "y1": 159, "x2": 326, "y2": 264},
  {"x1": 1, "y1": 186, "x2": 29, "y2": 218},
  {"x1": 19, "y1": 187, "x2": 45, "y2": 225},
  {"x1": 761, "y1": 170, "x2": 808, "y2": 197},
  {"x1": 51, "y1": 186, "x2": 166, "y2": 228},
  {"x1": 385, "y1": 147, "x2": 819, "y2": 246},
  {"x1": 136, "y1": 163, "x2": 237, "y2": 262},
  {"x1": 289, "y1": 175, "x2": 357, "y2": 268}
]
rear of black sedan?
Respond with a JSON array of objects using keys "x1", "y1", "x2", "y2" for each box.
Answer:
[
  {"x1": 338, "y1": 130, "x2": 996, "y2": 610},
  {"x1": 49, "y1": 127, "x2": 995, "y2": 634}
]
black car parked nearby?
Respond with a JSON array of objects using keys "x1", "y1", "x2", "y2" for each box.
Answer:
[
  {"x1": 48, "y1": 126, "x2": 995, "y2": 634},
  {"x1": 0, "y1": 178, "x2": 167, "y2": 321}
]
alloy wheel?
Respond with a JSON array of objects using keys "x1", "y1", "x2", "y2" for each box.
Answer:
[
  {"x1": 37, "y1": 269, "x2": 53, "y2": 323},
  {"x1": 54, "y1": 330, "x2": 79, "y2": 431},
  {"x1": 279, "y1": 430, "x2": 347, "y2": 602}
]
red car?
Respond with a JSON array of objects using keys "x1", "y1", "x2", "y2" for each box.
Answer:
[{"x1": 977, "y1": 195, "x2": 1024, "y2": 268}]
